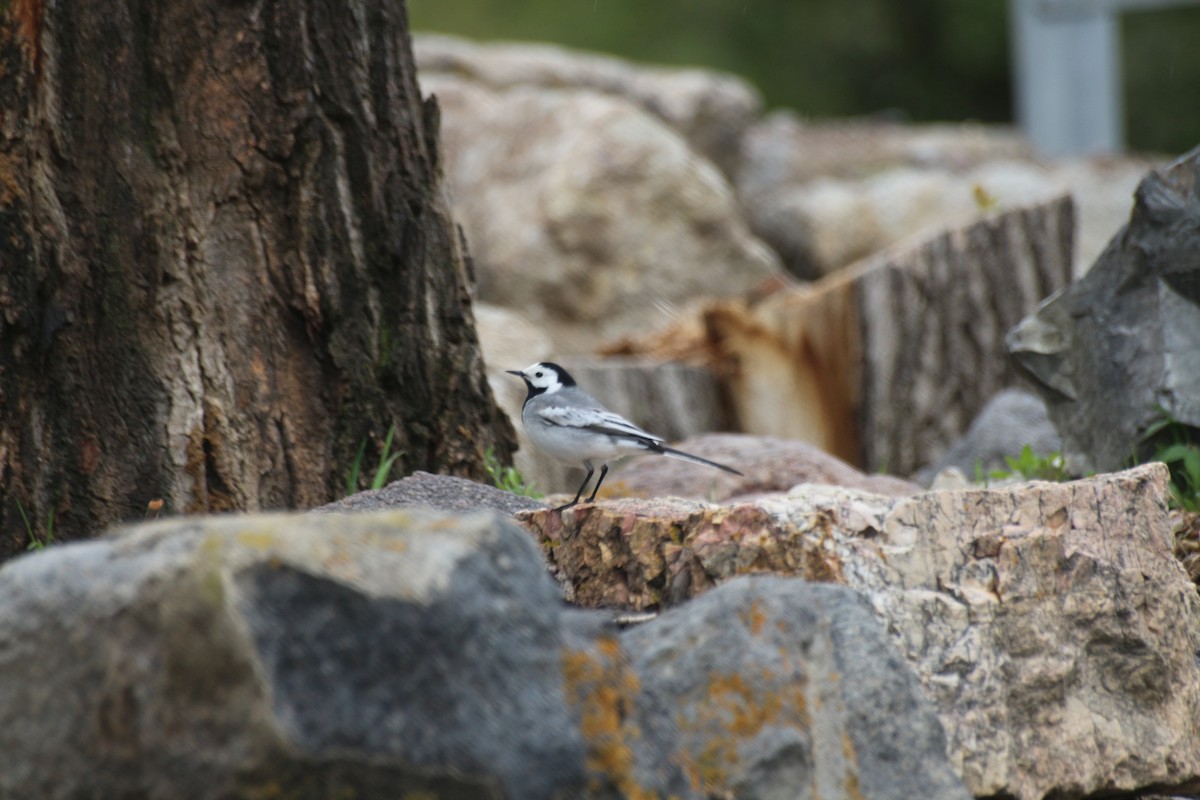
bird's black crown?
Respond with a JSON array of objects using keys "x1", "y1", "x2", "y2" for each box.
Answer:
[{"x1": 538, "y1": 362, "x2": 576, "y2": 387}]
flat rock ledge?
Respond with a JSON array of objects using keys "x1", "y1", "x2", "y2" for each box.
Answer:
[{"x1": 516, "y1": 463, "x2": 1200, "y2": 800}]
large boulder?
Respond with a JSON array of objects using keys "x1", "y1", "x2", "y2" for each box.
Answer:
[
  {"x1": 1008, "y1": 145, "x2": 1200, "y2": 474},
  {"x1": 414, "y1": 33, "x2": 762, "y2": 175},
  {"x1": 738, "y1": 111, "x2": 1154, "y2": 279},
  {"x1": 614, "y1": 577, "x2": 969, "y2": 800},
  {"x1": 0, "y1": 511, "x2": 583, "y2": 799},
  {"x1": 420, "y1": 74, "x2": 782, "y2": 352},
  {"x1": 0, "y1": 509, "x2": 970, "y2": 800},
  {"x1": 518, "y1": 464, "x2": 1200, "y2": 799}
]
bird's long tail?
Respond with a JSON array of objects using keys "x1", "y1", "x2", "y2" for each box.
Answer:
[{"x1": 658, "y1": 445, "x2": 743, "y2": 476}]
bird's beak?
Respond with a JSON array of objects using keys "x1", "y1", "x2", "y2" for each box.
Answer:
[{"x1": 505, "y1": 369, "x2": 525, "y2": 378}]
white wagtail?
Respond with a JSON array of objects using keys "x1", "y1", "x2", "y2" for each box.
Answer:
[{"x1": 507, "y1": 362, "x2": 743, "y2": 511}]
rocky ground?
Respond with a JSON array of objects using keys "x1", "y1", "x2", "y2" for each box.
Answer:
[
  {"x1": 2, "y1": 457, "x2": 1198, "y2": 799},
  {"x1": 4, "y1": 33, "x2": 1200, "y2": 800}
]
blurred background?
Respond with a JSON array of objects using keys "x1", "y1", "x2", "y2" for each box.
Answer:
[{"x1": 410, "y1": 0, "x2": 1200, "y2": 155}]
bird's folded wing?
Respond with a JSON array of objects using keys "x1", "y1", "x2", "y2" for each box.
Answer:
[{"x1": 535, "y1": 406, "x2": 662, "y2": 442}]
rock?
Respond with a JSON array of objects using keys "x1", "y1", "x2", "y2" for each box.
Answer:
[
  {"x1": 691, "y1": 195, "x2": 1073, "y2": 474},
  {"x1": 517, "y1": 464, "x2": 1200, "y2": 799},
  {"x1": 0, "y1": 511, "x2": 584, "y2": 799},
  {"x1": 315, "y1": 471, "x2": 547, "y2": 514},
  {"x1": 737, "y1": 112, "x2": 1156, "y2": 279},
  {"x1": 421, "y1": 74, "x2": 782, "y2": 352},
  {"x1": 1007, "y1": 145, "x2": 1200, "y2": 474},
  {"x1": 737, "y1": 113, "x2": 1032, "y2": 194},
  {"x1": 0, "y1": 510, "x2": 970, "y2": 799},
  {"x1": 615, "y1": 578, "x2": 970, "y2": 800},
  {"x1": 913, "y1": 388, "x2": 1061, "y2": 484},
  {"x1": 595, "y1": 433, "x2": 920, "y2": 504},
  {"x1": 415, "y1": 33, "x2": 762, "y2": 175},
  {"x1": 847, "y1": 464, "x2": 1200, "y2": 800}
]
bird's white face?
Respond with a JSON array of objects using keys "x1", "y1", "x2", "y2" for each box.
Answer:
[{"x1": 514, "y1": 362, "x2": 565, "y2": 394}]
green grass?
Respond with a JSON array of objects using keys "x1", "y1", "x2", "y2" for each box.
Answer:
[
  {"x1": 974, "y1": 445, "x2": 1071, "y2": 487},
  {"x1": 995, "y1": 445, "x2": 1070, "y2": 482},
  {"x1": 1141, "y1": 405, "x2": 1200, "y2": 512},
  {"x1": 16, "y1": 499, "x2": 55, "y2": 551},
  {"x1": 970, "y1": 405, "x2": 1200, "y2": 513},
  {"x1": 484, "y1": 447, "x2": 542, "y2": 498},
  {"x1": 345, "y1": 424, "x2": 404, "y2": 495}
]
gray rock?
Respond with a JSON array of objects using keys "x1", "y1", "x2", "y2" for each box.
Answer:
[
  {"x1": 0, "y1": 511, "x2": 584, "y2": 799},
  {"x1": 0, "y1": 511, "x2": 972, "y2": 799},
  {"x1": 316, "y1": 470, "x2": 547, "y2": 515},
  {"x1": 914, "y1": 388, "x2": 1061, "y2": 484},
  {"x1": 1008, "y1": 145, "x2": 1200, "y2": 473},
  {"x1": 619, "y1": 578, "x2": 971, "y2": 800}
]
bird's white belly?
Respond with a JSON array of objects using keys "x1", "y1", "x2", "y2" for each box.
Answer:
[{"x1": 524, "y1": 417, "x2": 637, "y2": 465}]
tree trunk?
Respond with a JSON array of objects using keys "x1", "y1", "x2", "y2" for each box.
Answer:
[
  {"x1": 0, "y1": 0, "x2": 515, "y2": 555},
  {"x1": 705, "y1": 194, "x2": 1074, "y2": 475}
]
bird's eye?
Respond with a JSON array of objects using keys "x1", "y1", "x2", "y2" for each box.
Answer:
[{"x1": 535, "y1": 371, "x2": 543, "y2": 378}]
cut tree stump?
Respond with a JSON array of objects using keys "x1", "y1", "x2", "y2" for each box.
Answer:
[{"x1": 704, "y1": 195, "x2": 1074, "y2": 475}]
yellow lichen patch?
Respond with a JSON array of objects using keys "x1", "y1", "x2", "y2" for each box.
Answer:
[
  {"x1": 676, "y1": 669, "x2": 811, "y2": 796},
  {"x1": 190, "y1": 537, "x2": 232, "y2": 606},
  {"x1": 561, "y1": 638, "x2": 655, "y2": 800},
  {"x1": 740, "y1": 598, "x2": 768, "y2": 637},
  {"x1": 236, "y1": 530, "x2": 279, "y2": 550},
  {"x1": 843, "y1": 731, "x2": 865, "y2": 800}
]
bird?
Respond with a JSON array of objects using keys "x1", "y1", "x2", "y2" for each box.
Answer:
[{"x1": 506, "y1": 362, "x2": 743, "y2": 511}]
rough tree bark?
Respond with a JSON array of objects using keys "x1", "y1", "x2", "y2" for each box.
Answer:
[
  {"x1": 704, "y1": 195, "x2": 1074, "y2": 475},
  {"x1": 0, "y1": 0, "x2": 515, "y2": 555}
]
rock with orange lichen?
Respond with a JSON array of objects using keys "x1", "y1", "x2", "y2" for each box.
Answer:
[
  {"x1": 519, "y1": 463, "x2": 1200, "y2": 800},
  {"x1": 560, "y1": 577, "x2": 970, "y2": 800},
  {"x1": 616, "y1": 578, "x2": 970, "y2": 799},
  {"x1": 0, "y1": 507, "x2": 971, "y2": 800},
  {"x1": 11, "y1": 466, "x2": 1199, "y2": 800}
]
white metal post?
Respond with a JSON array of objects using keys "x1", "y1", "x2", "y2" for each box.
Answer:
[{"x1": 1010, "y1": 0, "x2": 1123, "y2": 155}]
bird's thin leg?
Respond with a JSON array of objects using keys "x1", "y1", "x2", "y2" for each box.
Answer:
[
  {"x1": 556, "y1": 461, "x2": 594, "y2": 512},
  {"x1": 585, "y1": 463, "x2": 609, "y2": 503}
]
